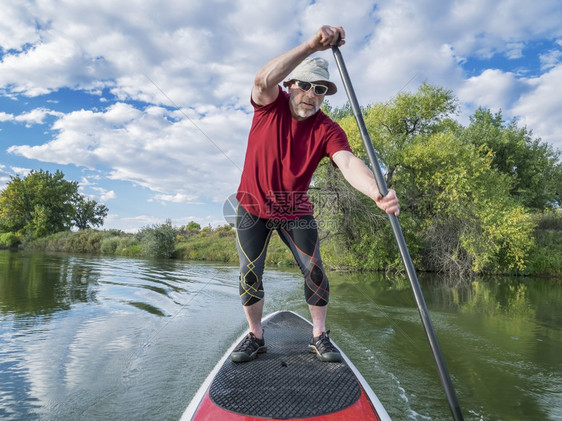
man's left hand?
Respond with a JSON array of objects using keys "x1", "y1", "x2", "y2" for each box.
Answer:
[{"x1": 375, "y1": 189, "x2": 400, "y2": 216}]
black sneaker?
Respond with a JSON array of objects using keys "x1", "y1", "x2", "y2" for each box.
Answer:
[
  {"x1": 309, "y1": 331, "x2": 342, "y2": 362},
  {"x1": 231, "y1": 332, "x2": 266, "y2": 363}
]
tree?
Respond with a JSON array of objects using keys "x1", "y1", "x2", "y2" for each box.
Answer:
[
  {"x1": 315, "y1": 84, "x2": 462, "y2": 271},
  {"x1": 186, "y1": 221, "x2": 201, "y2": 232},
  {"x1": 72, "y1": 196, "x2": 109, "y2": 230},
  {"x1": 0, "y1": 170, "x2": 78, "y2": 239},
  {"x1": 464, "y1": 108, "x2": 562, "y2": 210},
  {"x1": 176, "y1": 221, "x2": 201, "y2": 239},
  {"x1": 138, "y1": 220, "x2": 176, "y2": 258},
  {"x1": 397, "y1": 131, "x2": 535, "y2": 274},
  {"x1": 314, "y1": 83, "x2": 539, "y2": 275},
  {"x1": 337, "y1": 82, "x2": 459, "y2": 188}
]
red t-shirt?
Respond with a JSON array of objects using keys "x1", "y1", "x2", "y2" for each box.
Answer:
[{"x1": 237, "y1": 86, "x2": 352, "y2": 219}]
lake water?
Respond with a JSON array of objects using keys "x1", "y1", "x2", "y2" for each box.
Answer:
[{"x1": 0, "y1": 250, "x2": 560, "y2": 420}]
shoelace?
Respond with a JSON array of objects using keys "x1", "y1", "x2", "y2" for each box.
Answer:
[
  {"x1": 237, "y1": 333, "x2": 260, "y2": 352},
  {"x1": 315, "y1": 332, "x2": 337, "y2": 353}
]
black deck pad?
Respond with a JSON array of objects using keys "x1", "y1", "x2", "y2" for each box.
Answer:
[{"x1": 209, "y1": 311, "x2": 361, "y2": 419}]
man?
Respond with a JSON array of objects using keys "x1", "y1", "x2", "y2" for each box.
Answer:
[{"x1": 232, "y1": 25, "x2": 400, "y2": 363}]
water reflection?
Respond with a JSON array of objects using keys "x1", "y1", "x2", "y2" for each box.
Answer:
[
  {"x1": 0, "y1": 251, "x2": 199, "y2": 321},
  {"x1": 326, "y1": 271, "x2": 562, "y2": 421},
  {"x1": 0, "y1": 251, "x2": 560, "y2": 421},
  {"x1": 0, "y1": 251, "x2": 250, "y2": 421},
  {"x1": 0, "y1": 252, "x2": 99, "y2": 318}
]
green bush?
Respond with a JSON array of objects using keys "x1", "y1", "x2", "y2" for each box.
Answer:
[
  {"x1": 536, "y1": 209, "x2": 562, "y2": 230},
  {"x1": 527, "y1": 212, "x2": 562, "y2": 276},
  {"x1": 139, "y1": 222, "x2": 177, "y2": 258},
  {"x1": 13, "y1": 212, "x2": 561, "y2": 277},
  {"x1": 101, "y1": 236, "x2": 121, "y2": 254},
  {"x1": 65, "y1": 229, "x2": 104, "y2": 253},
  {"x1": 0, "y1": 232, "x2": 20, "y2": 248},
  {"x1": 175, "y1": 232, "x2": 237, "y2": 262},
  {"x1": 25, "y1": 231, "x2": 69, "y2": 251},
  {"x1": 116, "y1": 236, "x2": 141, "y2": 256}
]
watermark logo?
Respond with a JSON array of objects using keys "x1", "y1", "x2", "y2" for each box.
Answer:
[
  {"x1": 264, "y1": 191, "x2": 313, "y2": 216},
  {"x1": 222, "y1": 193, "x2": 238, "y2": 225},
  {"x1": 222, "y1": 192, "x2": 260, "y2": 229},
  {"x1": 223, "y1": 190, "x2": 341, "y2": 231}
]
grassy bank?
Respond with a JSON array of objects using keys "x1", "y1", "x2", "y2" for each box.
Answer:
[
  {"x1": 525, "y1": 210, "x2": 562, "y2": 277},
  {"x1": 16, "y1": 210, "x2": 562, "y2": 277},
  {"x1": 173, "y1": 230, "x2": 296, "y2": 267},
  {"x1": 23, "y1": 225, "x2": 297, "y2": 268}
]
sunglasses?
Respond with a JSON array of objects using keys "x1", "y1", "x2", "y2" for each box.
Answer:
[{"x1": 295, "y1": 80, "x2": 329, "y2": 96}]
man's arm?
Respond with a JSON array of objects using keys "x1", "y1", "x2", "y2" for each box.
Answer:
[
  {"x1": 252, "y1": 25, "x2": 345, "y2": 106},
  {"x1": 332, "y1": 150, "x2": 400, "y2": 216}
]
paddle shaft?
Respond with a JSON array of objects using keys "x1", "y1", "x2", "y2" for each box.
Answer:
[{"x1": 331, "y1": 44, "x2": 464, "y2": 421}]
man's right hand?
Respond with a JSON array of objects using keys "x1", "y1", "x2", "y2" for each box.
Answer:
[
  {"x1": 252, "y1": 25, "x2": 345, "y2": 107},
  {"x1": 307, "y1": 25, "x2": 345, "y2": 52}
]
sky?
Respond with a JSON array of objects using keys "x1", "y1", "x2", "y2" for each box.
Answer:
[{"x1": 1, "y1": 0, "x2": 561, "y2": 233}]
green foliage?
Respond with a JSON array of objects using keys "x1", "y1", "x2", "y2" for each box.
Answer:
[
  {"x1": 138, "y1": 220, "x2": 177, "y2": 258},
  {"x1": 536, "y1": 208, "x2": 562, "y2": 230},
  {"x1": 26, "y1": 228, "x2": 142, "y2": 256},
  {"x1": 0, "y1": 170, "x2": 78, "y2": 239},
  {"x1": 397, "y1": 131, "x2": 536, "y2": 273},
  {"x1": 0, "y1": 232, "x2": 20, "y2": 248},
  {"x1": 100, "y1": 234, "x2": 141, "y2": 256},
  {"x1": 526, "y1": 209, "x2": 562, "y2": 276},
  {"x1": 118, "y1": 236, "x2": 143, "y2": 257},
  {"x1": 322, "y1": 101, "x2": 354, "y2": 121},
  {"x1": 65, "y1": 229, "x2": 105, "y2": 253},
  {"x1": 176, "y1": 221, "x2": 202, "y2": 240},
  {"x1": 0, "y1": 169, "x2": 109, "y2": 241},
  {"x1": 338, "y1": 82, "x2": 459, "y2": 186},
  {"x1": 25, "y1": 230, "x2": 103, "y2": 253},
  {"x1": 314, "y1": 83, "x2": 551, "y2": 275},
  {"x1": 17, "y1": 210, "x2": 560, "y2": 276},
  {"x1": 311, "y1": 157, "x2": 403, "y2": 271},
  {"x1": 174, "y1": 227, "x2": 295, "y2": 267},
  {"x1": 72, "y1": 196, "x2": 109, "y2": 230},
  {"x1": 464, "y1": 108, "x2": 562, "y2": 210},
  {"x1": 175, "y1": 228, "x2": 236, "y2": 263},
  {"x1": 100, "y1": 236, "x2": 120, "y2": 254},
  {"x1": 527, "y1": 230, "x2": 562, "y2": 276}
]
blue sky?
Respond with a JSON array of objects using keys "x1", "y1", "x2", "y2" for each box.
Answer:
[{"x1": 1, "y1": 0, "x2": 561, "y2": 233}]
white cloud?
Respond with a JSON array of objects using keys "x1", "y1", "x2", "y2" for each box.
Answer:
[
  {"x1": 7, "y1": 101, "x2": 250, "y2": 204},
  {"x1": 0, "y1": 2, "x2": 41, "y2": 51},
  {"x1": 0, "y1": 37, "x2": 102, "y2": 96},
  {"x1": 10, "y1": 166, "x2": 32, "y2": 176},
  {"x1": 0, "y1": 164, "x2": 10, "y2": 188},
  {"x1": 151, "y1": 193, "x2": 201, "y2": 205},
  {"x1": 90, "y1": 187, "x2": 116, "y2": 202},
  {"x1": 540, "y1": 48, "x2": 562, "y2": 71},
  {"x1": 458, "y1": 69, "x2": 523, "y2": 112},
  {"x1": 2, "y1": 0, "x2": 562, "y2": 232},
  {"x1": 505, "y1": 42, "x2": 525, "y2": 60},
  {"x1": 14, "y1": 108, "x2": 62, "y2": 126},
  {"x1": 512, "y1": 64, "x2": 562, "y2": 150},
  {"x1": 448, "y1": 0, "x2": 562, "y2": 57},
  {"x1": 0, "y1": 112, "x2": 14, "y2": 122}
]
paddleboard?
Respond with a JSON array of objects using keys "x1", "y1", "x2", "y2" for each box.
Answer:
[{"x1": 181, "y1": 310, "x2": 391, "y2": 420}]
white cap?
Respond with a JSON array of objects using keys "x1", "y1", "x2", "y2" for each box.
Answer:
[{"x1": 283, "y1": 57, "x2": 337, "y2": 95}]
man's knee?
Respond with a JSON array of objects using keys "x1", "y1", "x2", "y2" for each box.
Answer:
[
  {"x1": 239, "y1": 272, "x2": 264, "y2": 306},
  {"x1": 310, "y1": 266, "x2": 324, "y2": 284}
]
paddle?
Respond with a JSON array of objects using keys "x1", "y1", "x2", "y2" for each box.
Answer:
[{"x1": 331, "y1": 40, "x2": 464, "y2": 421}]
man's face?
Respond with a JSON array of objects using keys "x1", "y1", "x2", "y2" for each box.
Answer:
[{"x1": 288, "y1": 81, "x2": 326, "y2": 120}]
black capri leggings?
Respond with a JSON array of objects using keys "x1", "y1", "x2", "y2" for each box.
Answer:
[{"x1": 235, "y1": 205, "x2": 330, "y2": 307}]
